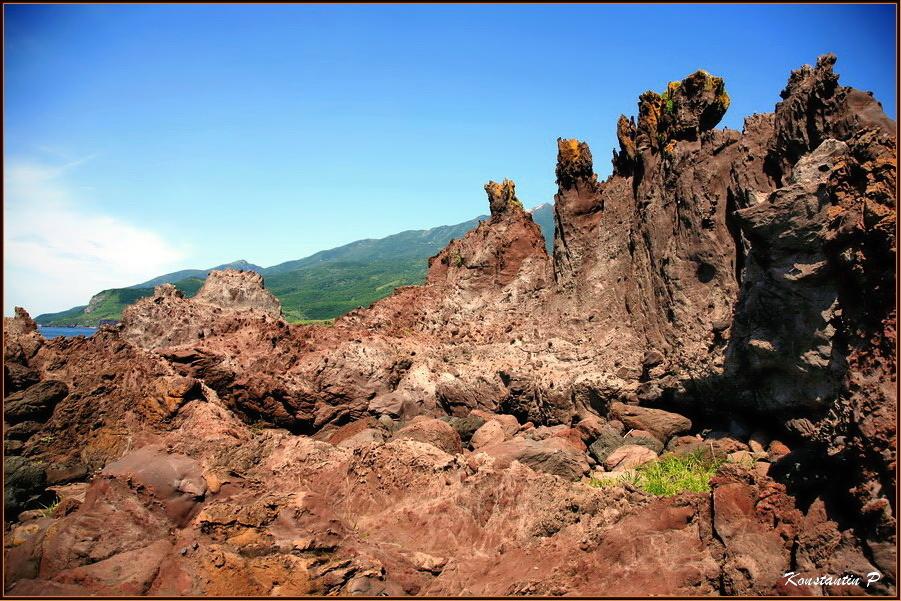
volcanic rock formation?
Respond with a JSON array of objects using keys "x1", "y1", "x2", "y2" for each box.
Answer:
[{"x1": 3, "y1": 54, "x2": 896, "y2": 596}]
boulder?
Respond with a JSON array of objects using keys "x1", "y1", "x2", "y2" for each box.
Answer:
[
  {"x1": 51, "y1": 539, "x2": 173, "y2": 596},
  {"x1": 442, "y1": 414, "x2": 486, "y2": 444},
  {"x1": 46, "y1": 463, "x2": 89, "y2": 485},
  {"x1": 624, "y1": 429, "x2": 664, "y2": 454},
  {"x1": 336, "y1": 428, "x2": 386, "y2": 450},
  {"x1": 4, "y1": 362, "x2": 40, "y2": 394},
  {"x1": 480, "y1": 437, "x2": 589, "y2": 480},
  {"x1": 588, "y1": 426, "x2": 626, "y2": 463},
  {"x1": 706, "y1": 432, "x2": 750, "y2": 453},
  {"x1": 4, "y1": 456, "x2": 47, "y2": 516},
  {"x1": 5, "y1": 439, "x2": 24, "y2": 455},
  {"x1": 574, "y1": 415, "x2": 606, "y2": 443},
  {"x1": 327, "y1": 417, "x2": 380, "y2": 446},
  {"x1": 521, "y1": 424, "x2": 569, "y2": 441},
  {"x1": 603, "y1": 445, "x2": 658, "y2": 471},
  {"x1": 666, "y1": 435, "x2": 702, "y2": 452},
  {"x1": 551, "y1": 427, "x2": 588, "y2": 452},
  {"x1": 378, "y1": 414, "x2": 399, "y2": 432},
  {"x1": 767, "y1": 440, "x2": 791, "y2": 462},
  {"x1": 470, "y1": 410, "x2": 520, "y2": 438},
  {"x1": 4, "y1": 380, "x2": 69, "y2": 424},
  {"x1": 101, "y1": 446, "x2": 207, "y2": 526},
  {"x1": 753, "y1": 462, "x2": 771, "y2": 479},
  {"x1": 608, "y1": 402, "x2": 691, "y2": 443},
  {"x1": 4, "y1": 420, "x2": 43, "y2": 441},
  {"x1": 748, "y1": 431, "x2": 770, "y2": 454},
  {"x1": 712, "y1": 481, "x2": 794, "y2": 594},
  {"x1": 470, "y1": 420, "x2": 506, "y2": 449},
  {"x1": 393, "y1": 417, "x2": 463, "y2": 455},
  {"x1": 727, "y1": 450, "x2": 755, "y2": 465}
]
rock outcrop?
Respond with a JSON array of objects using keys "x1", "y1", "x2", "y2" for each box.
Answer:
[
  {"x1": 192, "y1": 270, "x2": 282, "y2": 317},
  {"x1": 725, "y1": 54, "x2": 897, "y2": 571},
  {"x1": 3, "y1": 55, "x2": 895, "y2": 596},
  {"x1": 120, "y1": 270, "x2": 282, "y2": 350}
]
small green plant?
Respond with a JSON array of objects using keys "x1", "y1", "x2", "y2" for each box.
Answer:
[
  {"x1": 657, "y1": 133, "x2": 667, "y2": 148},
  {"x1": 660, "y1": 81, "x2": 679, "y2": 114},
  {"x1": 39, "y1": 434, "x2": 56, "y2": 444},
  {"x1": 588, "y1": 471, "x2": 639, "y2": 489},
  {"x1": 39, "y1": 498, "x2": 60, "y2": 518},
  {"x1": 589, "y1": 450, "x2": 725, "y2": 497},
  {"x1": 451, "y1": 250, "x2": 465, "y2": 268},
  {"x1": 662, "y1": 94, "x2": 675, "y2": 114}
]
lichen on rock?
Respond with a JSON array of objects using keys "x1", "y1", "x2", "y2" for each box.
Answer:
[{"x1": 484, "y1": 179, "x2": 523, "y2": 215}]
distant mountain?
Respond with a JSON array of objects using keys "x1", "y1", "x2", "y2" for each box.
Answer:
[
  {"x1": 530, "y1": 203, "x2": 554, "y2": 254},
  {"x1": 129, "y1": 260, "x2": 263, "y2": 289},
  {"x1": 35, "y1": 207, "x2": 555, "y2": 326},
  {"x1": 36, "y1": 278, "x2": 206, "y2": 327},
  {"x1": 263, "y1": 221, "x2": 485, "y2": 275},
  {"x1": 31, "y1": 305, "x2": 88, "y2": 326},
  {"x1": 262, "y1": 217, "x2": 486, "y2": 321}
]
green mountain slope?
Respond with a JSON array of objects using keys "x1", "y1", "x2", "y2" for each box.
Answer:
[
  {"x1": 129, "y1": 260, "x2": 262, "y2": 289},
  {"x1": 268, "y1": 258, "x2": 434, "y2": 322},
  {"x1": 30, "y1": 305, "x2": 88, "y2": 325},
  {"x1": 35, "y1": 208, "x2": 555, "y2": 326},
  {"x1": 37, "y1": 278, "x2": 206, "y2": 326},
  {"x1": 261, "y1": 218, "x2": 486, "y2": 321},
  {"x1": 262, "y1": 220, "x2": 485, "y2": 275}
]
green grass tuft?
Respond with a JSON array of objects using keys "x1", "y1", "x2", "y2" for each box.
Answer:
[
  {"x1": 588, "y1": 450, "x2": 725, "y2": 497},
  {"x1": 39, "y1": 498, "x2": 60, "y2": 518},
  {"x1": 588, "y1": 471, "x2": 639, "y2": 489},
  {"x1": 634, "y1": 451, "x2": 724, "y2": 496}
]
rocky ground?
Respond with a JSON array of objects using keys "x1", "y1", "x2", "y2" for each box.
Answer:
[{"x1": 3, "y1": 54, "x2": 896, "y2": 596}]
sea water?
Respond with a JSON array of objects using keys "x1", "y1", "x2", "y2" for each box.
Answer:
[{"x1": 38, "y1": 326, "x2": 98, "y2": 339}]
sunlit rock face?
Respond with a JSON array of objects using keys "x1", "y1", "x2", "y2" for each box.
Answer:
[{"x1": 3, "y1": 55, "x2": 895, "y2": 596}]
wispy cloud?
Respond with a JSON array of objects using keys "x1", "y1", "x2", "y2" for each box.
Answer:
[{"x1": 4, "y1": 158, "x2": 187, "y2": 317}]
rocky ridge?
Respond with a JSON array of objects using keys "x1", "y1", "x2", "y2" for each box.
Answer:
[{"x1": 3, "y1": 54, "x2": 896, "y2": 596}]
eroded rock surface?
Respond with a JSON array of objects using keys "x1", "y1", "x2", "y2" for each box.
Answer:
[{"x1": 4, "y1": 55, "x2": 895, "y2": 596}]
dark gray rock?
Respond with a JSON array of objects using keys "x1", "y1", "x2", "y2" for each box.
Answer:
[
  {"x1": 4, "y1": 380, "x2": 69, "y2": 424},
  {"x1": 588, "y1": 426, "x2": 625, "y2": 464},
  {"x1": 4, "y1": 363, "x2": 40, "y2": 394},
  {"x1": 624, "y1": 431, "x2": 664, "y2": 455},
  {"x1": 442, "y1": 414, "x2": 486, "y2": 445},
  {"x1": 4, "y1": 456, "x2": 47, "y2": 517},
  {"x1": 4, "y1": 421, "x2": 43, "y2": 441}
]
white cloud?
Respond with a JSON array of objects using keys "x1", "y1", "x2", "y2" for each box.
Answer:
[{"x1": 4, "y1": 158, "x2": 188, "y2": 317}]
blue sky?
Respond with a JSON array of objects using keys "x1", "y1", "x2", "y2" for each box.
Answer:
[{"x1": 4, "y1": 4, "x2": 896, "y2": 316}]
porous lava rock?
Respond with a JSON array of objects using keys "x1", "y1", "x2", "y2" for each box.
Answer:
[{"x1": 3, "y1": 54, "x2": 895, "y2": 596}]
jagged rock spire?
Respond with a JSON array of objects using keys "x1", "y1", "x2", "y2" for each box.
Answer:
[
  {"x1": 613, "y1": 69, "x2": 731, "y2": 176},
  {"x1": 555, "y1": 138, "x2": 595, "y2": 189},
  {"x1": 766, "y1": 53, "x2": 894, "y2": 183},
  {"x1": 552, "y1": 138, "x2": 603, "y2": 289},
  {"x1": 484, "y1": 179, "x2": 523, "y2": 216}
]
